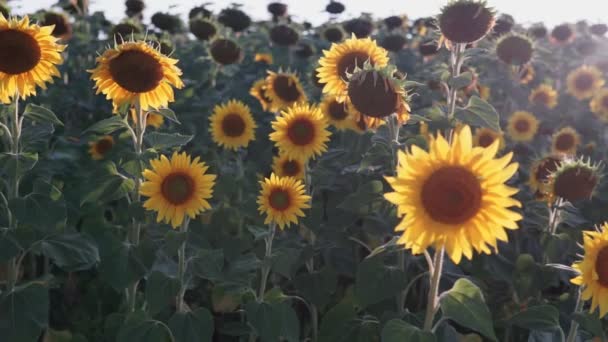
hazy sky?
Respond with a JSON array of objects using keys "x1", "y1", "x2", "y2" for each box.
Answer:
[{"x1": 10, "y1": 0, "x2": 607, "y2": 27}]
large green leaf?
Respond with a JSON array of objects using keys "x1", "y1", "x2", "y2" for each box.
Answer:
[
  {"x1": 318, "y1": 302, "x2": 357, "y2": 342},
  {"x1": 80, "y1": 176, "x2": 135, "y2": 206},
  {"x1": 168, "y1": 308, "x2": 214, "y2": 342},
  {"x1": 381, "y1": 319, "x2": 436, "y2": 342},
  {"x1": 245, "y1": 302, "x2": 281, "y2": 342},
  {"x1": 9, "y1": 192, "x2": 66, "y2": 230},
  {"x1": 439, "y1": 278, "x2": 497, "y2": 341},
  {"x1": 0, "y1": 283, "x2": 49, "y2": 342},
  {"x1": 294, "y1": 266, "x2": 337, "y2": 308},
  {"x1": 191, "y1": 249, "x2": 225, "y2": 282},
  {"x1": 573, "y1": 312, "x2": 606, "y2": 339},
  {"x1": 84, "y1": 116, "x2": 129, "y2": 135},
  {"x1": 454, "y1": 96, "x2": 500, "y2": 131},
  {"x1": 145, "y1": 271, "x2": 180, "y2": 316},
  {"x1": 355, "y1": 256, "x2": 407, "y2": 307},
  {"x1": 154, "y1": 108, "x2": 180, "y2": 124},
  {"x1": 0, "y1": 152, "x2": 38, "y2": 179},
  {"x1": 145, "y1": 132, "x2": 193, "y2": 150},
  {"x1": 116, "y1": 319, "x2": 172, "y2": 342},
  {"x1": 508, "y1": 305, "x2": 559, "y2": 331},
  {"x1": 23, "y1": 104, "x2": 63, "y2": 126},
  {"x1": 40, "y1": 233, "x2": 100, "y2": 271}
]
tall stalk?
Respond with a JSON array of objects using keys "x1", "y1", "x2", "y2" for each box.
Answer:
[
  {"x1": 249, "y1": 222, "x2": 277, "y2": 342},
  {"x1": 565, "y1": 288, "x2": 583, "y2": 342},
  {"x1": 176, "y1": 217, "x2": 190, "y2": 313},
  {"x1": 423, "y1": 247, "x2": 444, "y2": 331},
  {"x1": 446, "y1": 43, "x2": 466, "y2": 120},
  {"x1": 6, "y1": 94, "x2": 22, "y2": 292}
]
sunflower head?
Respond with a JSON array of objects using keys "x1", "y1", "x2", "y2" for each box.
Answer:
[
  {"x1": 384, "y1": 125, "x2": 522, "y2": 264},
  {"x1": 320, "y1": 95, "x2": 354, "y2": 130},
  {"x1": 126, "y1": 0, "x2": 145, "y2": 17},
  {"x1": 528, "y1": 24, "x2": 547, "y2": 39},
  {"x1": 254, "y1": 53, "x2": 273, "y2": 64},
  {"x1": 269, "y1": 103, "x2": 331, "y2": 160},
  {"x1": 566, "y1": 65, "x2": 605, "y2": 100},
  {"x1": 495, "y1": 33, "x2": 534, "y2": 66},
  {"x1": 272, "y1": 154, "x2": 306, "y2": 179},
  {"x1": 257, "y1": 173, "x2": 311, "y2": 229},
  {"x1": 343, "y1": 17, "x2": 374, "y2": 38},
  {"x1": 507, "y1": 111, "x2": 539, "y2": 142},
  {"x1": 189, "y1": 17, "x2": 218, "y2": 41},
  {"x1": 317, "y1": 34, "x2": 389, "y2": 102},
  {"x1": 571, "y1": 223, "x2": 608, "y2": 317},
  {"x1": 140, "y1": 151, "x2": 216, "y2": 228},
  {"x1": 112, "y1": 21, "x2": 142, "y2": 42},
  {"x1": 529, "y1": 155, "x2": 563, "y2": 196},
  {"x1": 418, "y1": 39, "x2": 440, "y2": 57},
  {"x1": 551, "y1": 126, "x2": 580, "y2": 156},
  {"x1": 209, "y1": 38, "x2": 243, "y2": 65},
  {"x1": 528, "y1": 84, "x2": 558, "y2": 109},
  {"x1": 267, "y1": 2, "x2": 288, "y2": 17},
  {"x1": 269, "y1": 24, "x2": 300, "y2": 46},
  {"x1": 550, "y1": 158, "x2": 602, "y2": 203},
  {"x1": 474, "y1": 127, "x2": 504, "y2": 150},
  {"x1": 322, "y1": 26, "x2": 345, "y2": 43},
  {"x1": 42, "y1": 12, "x2": 72, "y2": 40},
  {"x1": 209, "y1": 99, "x2": 257, "y2": 150},
  {"x1": 264, "y1": 70, "x2": 308, "y2": 111},
  {"x1": 491, "y1": 14, "x2": 514, "y2": 37},
  {"x1": 438, "y1": 0, "x2": 496, "y2": 44},
  {"x1": 550, "y1": 23, "x2": 575, "y2": 44},
  {"x1": 0, "y1": 15, "x2": 65, "y2": 103},
  {"x1": 89, "y1": 136, "x2": 115, "y2": 160},
  {"x1": 325, "y1": 1, "x2": 345, "y2": 14},
  {"x1": 384, "y1": 15, "x2": 405, "y2": 31},
  {"x1": 590, "y1": 88, "x2": 608, "y2": 121},
  {"x1": 519, "y1": 64, "x2": 535, "y2": 85},
  {"x1": 218, "y1": 7, "x2": 251, "y2": 33},
  {"x1": 380, "y1": 33, "x2": 408, "y2": 52},
  {"x1": 590, "y1": 23, "x2": 608, "y2": 36},
  {"x1": 249, "y1": 79, "x2": 273, "y2": 111},
  {"x1": 151, "y1": 12, "x2": 184, "y2": 33}
]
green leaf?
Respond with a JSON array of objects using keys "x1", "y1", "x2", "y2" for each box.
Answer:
[
  {"x1": 146, "y1": 271, "x2": 180, "y2": 316},
  {"x1": 573, "y1": 312, "x2": 606, "y2": 339},
  {"x1": 145, "y1": 132, "x2": 193, "y2": 150},
  {"x1": 191, "y1": 249, "x2": 225, "y2": 282},
  {"x1": 0, "y1": 283, "x2": 49, "y2": 342},
  {"x1": 448, "y1": 72, "x2": 473, "y2": 90},
  {"x1": 116, "y1": 319, "x2": 172, "y2": 342},
  {"x1": 0, "y1": 152, "x2": 38, "y2": 179},
  {"x1": 40, "y1": 233, "x2": 100, "y2": 272},
  {"x1": 84, "y1": 116, "x2": 129, "y2": 135},
  {"x1": 508, "y1": 305, "x2": 559, "y2": 331},
  {"x1": 454, "y1": 96, "x2": 500, "y2": 131},
  {"x1": 355, "y1": 256, "x2": 407, "y2": 307},
  {"x1": 80, "y1": 176, "x2": 135, "y2": 206},
  {"x1": 97, "y1": 234, "x2": 156, "y2": 291},
  {"x1": 338, "y1": 181, "x2": 384, "y2": 215},
  {"x1": 439, "y1": 278, "x2": 497, "y2": 341},
  {"x1": 9, "y1": 192, "x2": 66, "y2": 230},
  {"x1": 154, "y1": 108, "x2": 180, "y2": 124},
  {"x1": 294, "y1": 266, "x2": 338, "y2": 308},
  {"x1": 23, "y1": 104, "x2": 63, "y2": 126},
  {"x1": 245, "y1": 302, "x2": 298, "y2": 342},
  {"x1": 381, "y1": 319, "x2": 436, "y2": 342},
  {"x1": 169, "y1": 308, "x2": 214, "y2": 342},
  {"x1": 318, "y1": 302, "x2": 357, "y2": 342},
  {"x1": 0, "y1": 232, "x2": 22, "y2": 261}
]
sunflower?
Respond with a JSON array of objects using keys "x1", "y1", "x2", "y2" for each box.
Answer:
[
  {"x1": 528, "y1": 155, "x2": 563, "y2": 196},
  {"x1": 254, "y1": 53, "x2": 273, "y2": 64},
  {"x1": 269, "y1": 103, "x2": 331, "y2": 160},
  {"x1": 0, "y1": 15, "x2": 65, "y2": 103},
  {"x1": 590, "y1": 88, "x2": 608, "y2": 121},
  {"x1": 549, "y1": 159, "x2": 601, "y2": 203},
  {"x1": 249, "y1": 79, "x2": 273, "y2": 111},
  {"x1": 495, "y1": 33, "x2": 534, "y2": 66},
  {"x1": 320, "y1": 95, "x2": 354, "y2": 130},
  {"x1": 438, "y1": 0, "x2": 496, "y2": 44},
  {"x1": 528, "y1": 84, "x2": 558, "y2": 109},
  {"x1": 140, "y1": 151, "x2": 216, "y2": 228},
  {"x1": 571, "y1": 223, "x2": 608, "y2": 317},
  {"x1": 507, "y1": 111, "x2": 539, "y2": 142},
  {"x1": 90, "y1": 41, "x2": 184, "y2": 111},
  {"x1": 474, "y1": 127, "x2": 504, "y2": 150},
  {"x1": 272, "y1": 154, "x2": 306, "y2": 179},
  {"x1": 551, "y1": 126, "x2": 580, "y2": 156},
  {"x1": 88, "y1": 136, "x2": 114, "y2": 160},
  {"x1": 384, "y1": 125, "x2": 522, "y2": 264},
  {"x1": 316, "y1": 35, "x2": 389, "y2": 102},
  {"x1": 519, "y1": 64, "x2": 535, "y2": 84},
  {"x1": 257, "y1": 173, "x2": 311, "y2": 229},
  {"x1": 209, "y1": 100, "x2": 256, "y2": 150},
  {"x1": 566, "y1": 65, "x2": 605, "y2": 100},
  {"x1": 264, "y1": 70, "x2": 307, "y2": 111},
  {"x1": 550, "y1": 24, "x2": 575, "y2": 45}
]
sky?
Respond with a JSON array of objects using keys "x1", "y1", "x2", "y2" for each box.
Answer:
[{"x1": 9, "y1": 0, "x2": 607, "y2": 27}]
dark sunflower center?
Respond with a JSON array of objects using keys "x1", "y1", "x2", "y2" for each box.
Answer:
[
  {"x1": 553, "y1": 167, "x2": 598, "y2": 202},
  {"x1": 555, "y1": 133, "x2": 575, "y2": 151},
  {"x1": 221, "y1": 113, "x2": 246, "y2": 137},
  {"x1": 272, "y1": 75, "x2": 301, "y2": 102},
  {"x1": 574, "y1": 73, "x2": 594, "y2": 91},
  {"x1": 552, "y1": 25, "x2": 573, "y2": 42},
  {"x1": 478, "y1": 133, "x2": 495, "y2": 147},
  {"x1": 282, "y1": 160, "x2": 301, "y2": 176},
  {"x1": 109, "y1": 50, "x2": 164, "y2": 93},
  {"x1": 533, "y1": 92, "x2": 549, "y2": 105},
  {"x1": 439, "y1": 2, "x2": 495, "y2": 43},
  {"x1": 595, "y1": 246, "x2": 608, "y2": 287},
  {"x1": 95, "y1": 138, "x2": 114, "y2": 155},
  {"x1": 43, "y1": 13, "x2": 70, "y2": 38},
  {"x1": 210, "y1": 39, "x2": 242, "y2": 65},
  {"x1": 0, "y1": 29, "x2": 42, "y2": 75},
  {"x1": 421, "y1": 166, "x2": 482, "y2": 224},
  {"x1": 328, "y1": 101, "x2": 348, "y2": 120},
  {"x1": 336, "y1": 51, "x2": 372, "y2": 80},
  {"x1": 347, "y1": 70, "x2": 399, "y2": 118},
  {"x1": 514, "y1": 119, "x2": 530, "y2": 133},
  {"x1": 287, "y1": 118, "x2": 316, "y2": 146},
  {"x1": 535, "y1": 157, "x2": 561, "y2": 183},
  {"x1": 496, "y1": 36, "x2": 533, "y2": 65},
  {"x1": 269, "y1": 189, "x2": 291, "y2": 211},
  {"x1": 161, "y1": 173, "x2": 195, "y2": 205}
]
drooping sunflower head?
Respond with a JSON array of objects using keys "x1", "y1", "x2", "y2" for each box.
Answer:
[
  {"x1": 0, "y1": 15, "x2": 65, "y2": 103},
  {"x1": 384, "y1": 125, "x2": 522, "y2": 264},
  {"x1": 491, "y1": 13, "x2": 514, "y2": 37},
  {"x1": 519, "y1": 64, "x2": 535, "y2": 84},
  {"x1": 254, "y1": 53, "x2": 273, "y2": 64},
  {"x1": 325, "y1": 1, "x2": 345, "y2": 14},
  {"x1": 316, "y1": 35, "x2": 389, "y2": 102},
  {"x1": 590, "y1": 88, "x2": 608, "y2": 121},
  {"x1": 189, "y1": 17, "x2": 218, "y2": 41},
  {"x1": 126, "y1": 0, "x2": 145, "y2": 17},
  {"x1": 218, "y1": 7, "x2": 251, "y2": 33},
  {"x1": 41, "y1": 12, "x2": 72, "y2": 40},
  {"x1": 343, "y1": 17, "x2": 374, "y2": 38},
  {"x1": 272, "y1": 154, "x2": 305, "y2": 179},
  {"x1": 322, "y1": 26, "x2": 345, "y2": 43},
  {"x1": 267, "y1": 2, "x2": 288, "y2": 17},
  {"x1": 269, "y1": 103, "x2": 331, "y2": 160},
  {"x1": 566, "y1": 65, "x2": 605, "y2": 100},
  {"x1": 209, "y1": 99, "x2": 257, "y2": 150},
  {"x1": 111, "y1": 21, "x2": 142, "y2": 42},
  {"x1": 269, "y1": 24, "x2": 300, "y2": 46},
  {"x1": 590, "y1": 23, "x2": 608, "y2": 37},
  {"x1": 549, "y1": 159, "x2": 602, "y2": 203},
  {"x1": 571, "y1": 223, "x2": 608, "y2": 317},
  {"x1": 473, "y1": 127, "x2": 504, "y2": 150},
  {"x1": 507, "y1": 111, "x2": 539, "y2": 142},
  {"x1": 380, "y1": 33, "x2": 408, "y2": 52},
  {"x1": 140, "y1": 151, "x2": 216, "y2": 228},
  {"x1": 528, "y1": 155, "x2": 563, "y2": 196},
  {"x1": 495, "y1": 33, "x2": 534, "y2": 66},
  {"x1": 88, "y1": 136, "x2": 114, "y2": 160},
  {"x1": 320, "y1": 95, "x2": 354, "y2": 130},
  {"x1": 528, "y1": 84, "x2": 558, "y2": 109},
  {"x1": 89, "y1": 41, "x2": 184, "y2": 111},
  {"x1": 249, "y1": 79, "x2": 273, "y2": 111},
  {"x1": 438, "y1": 0, "x2": 496, "y2": 44},
  {"x1": 257, "y1": 173, "x2": 311, "y2": 229},
  {"x1": 384, "y1": 15, "x2": 405, "y2": 31},
  {"x1": 551, "y1": 126, "x2": 580, "y2": 156},
  {"x1": 209, "y1": 38, "x2": 243, "y2": 65},
  {"x1": 550, "y1": 23, "x2": 575, "y2": 45},
  {"x1": 264, "y1": 70, "x2": 307, "y2": 111}
]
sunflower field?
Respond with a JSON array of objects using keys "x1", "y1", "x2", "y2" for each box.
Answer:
[{"x1": 2, "y1": 0, "x2": 608, "y2": 341}]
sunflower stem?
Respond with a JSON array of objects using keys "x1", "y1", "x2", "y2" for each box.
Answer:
[
  {"x1": 6, "y1": 94, "x2": 21, "y2": 293},
  {"x1": 565, "y1": 288, "x2": 583, "y2": 342},
  {"x1": 257, "y1": 222, "x2": 276, "y2": 302},
  {"x1": 423, "y1": 247, "x2": 444, "y2": 332},
  {"x1": 176, "y1": 217, "x2": 190, "y2": 313},
  {"x1": 447, "y1": 43, "x2": 466, "y2": 120}
]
